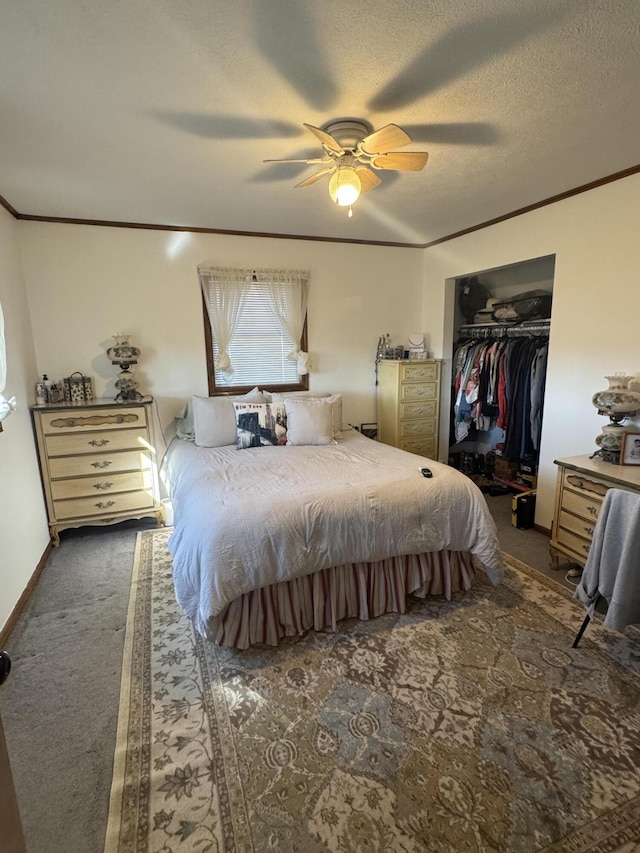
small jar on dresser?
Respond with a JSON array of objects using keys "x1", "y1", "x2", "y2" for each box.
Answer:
[
  {"x1": 550, "y1": 454, "x2": 640, "y2": 569},
  {"x1": 31, "y1": 397, "x2": 162, "y2": 546},
  {"x1": 377, "y1": 359, "x2": 441, "y2": 459}
]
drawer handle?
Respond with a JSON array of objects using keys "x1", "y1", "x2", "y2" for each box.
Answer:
[
  {"x1": 51, "y1": 413, "x2": 138, "y2": 429},
  {"x1": 95, "y1": 500, "x2": 115, "y2": 508},
  {"x1": 88, "y1": 439, "x2": 110, "y2": 447},
  {"x1": 91, "y1": 460, "x2": 112, "y2": 469},
  {"x1": 582, "y1": 543, "x2": 590, "y2": 554},
  {"x1": 583, "y1": 526, "x2": 595, "y2": 536},
  {"x1": 587, "y1": 505, "x2": 598, "y2": 515},
  {"x1": 93, "y1": 482, "x2": 114, "y2": 490}
]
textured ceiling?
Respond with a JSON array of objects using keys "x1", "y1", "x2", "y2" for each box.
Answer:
[{"x1": 1, "y1": 0, "x2": 639, "y2": 245}]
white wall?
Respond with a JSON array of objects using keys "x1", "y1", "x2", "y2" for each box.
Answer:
[
  {"x1": 18, "y1": 224, "x2": 424, "y2": 438},
  {"x1": 422, "y1": 172, "x2": 640, "y2": 530},
  {"x1": 0, "y1": 208, "x2": 50, "y2": 632}
]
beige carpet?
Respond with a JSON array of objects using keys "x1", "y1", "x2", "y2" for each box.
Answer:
[{"x1": 104, "y1": 529, "x2": 640, "y2": 852}]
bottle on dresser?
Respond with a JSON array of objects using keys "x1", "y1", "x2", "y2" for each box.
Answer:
[
  {"x1": 35, "y1": 374, "x2": 52, "y2": 404},
  {"x1": 35, "y1": 377, "x2": 47, "y2": 405}
]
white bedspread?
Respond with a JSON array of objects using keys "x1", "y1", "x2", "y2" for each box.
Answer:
[{"x1": 162, "y1": 430, "x2": 504, "y2": 635}]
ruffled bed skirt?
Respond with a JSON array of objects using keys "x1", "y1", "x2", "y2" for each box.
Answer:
[{"x1": 206, "y1": 550, "x2": 476, "y2": 649}]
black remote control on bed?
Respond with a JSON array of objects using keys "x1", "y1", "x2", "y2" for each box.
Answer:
[{"x1": 420, "y1": 467, "x2": 433, "y2": 478}]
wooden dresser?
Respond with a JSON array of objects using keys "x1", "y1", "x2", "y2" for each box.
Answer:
[
  {"x1": 32, "y1": 398, "x2": 161, "y2": 545},
  {"x1": 377, "y1": 359, "x2": 441, "y2": 458},
  {"x1": 550, "y1": 454, "x2": 640, "y2": 568}
]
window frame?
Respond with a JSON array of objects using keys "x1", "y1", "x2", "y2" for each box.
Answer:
[{"x1": 202, "y1": 290, "x2": 310, "y2": 396}]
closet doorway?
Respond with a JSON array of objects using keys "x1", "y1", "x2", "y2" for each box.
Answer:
[{"x1": 442, "y1": 255, "x2": 555, "y2": 517}]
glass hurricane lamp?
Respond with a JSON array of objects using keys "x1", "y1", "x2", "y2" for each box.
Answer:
[
  {"x1": 106, "y1": 334, "x2": 142, "y2": 402},
  {"x1": 592, "y1": 373, "x2": 640, "y2": 462}
]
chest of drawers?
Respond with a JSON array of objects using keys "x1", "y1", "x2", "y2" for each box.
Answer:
[
  {"x1": 377, "y1": 359, "x2": 441, "y2": 458},
  {"x1": 32, "y1": 398, "x2": 161, "y2": 545},
  {"x1": 550, "y1": 454, "x2": 640, "y2": 569}
]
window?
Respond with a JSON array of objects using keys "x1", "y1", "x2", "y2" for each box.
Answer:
[{"x1": 200, "y1": 267, "x2": 310, "y2": 395}]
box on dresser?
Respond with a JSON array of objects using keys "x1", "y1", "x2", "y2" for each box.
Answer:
[{"x1": 31, "y1": 397, "x2": 162, "y2": 545}]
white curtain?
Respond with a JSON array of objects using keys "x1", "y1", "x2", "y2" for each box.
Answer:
[
  {"x1": 198, "y1": 266, "x2": 252, "y2": 378},
  {"x1": 259, "y1": 268, "x2": 311, "y2": 375},
  {"x1": 0, "y1": 301, "x2": 16, "y2": 424}
]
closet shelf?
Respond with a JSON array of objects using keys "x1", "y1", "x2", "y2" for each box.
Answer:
[{"x1": 458, "y1": 320, "x2": 550, "y2": 340}]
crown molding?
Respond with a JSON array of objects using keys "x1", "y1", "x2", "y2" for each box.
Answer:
[
  {"x1": 4, "y1": 162, "x2": 639, "y2": 249},
  {"x1": 13, "y1": 213, "x2": 419, "y2": 248},
  {"x1": 0, "y1": 193, "x2": 19, "y2": 218},
  {"x1": 422, "y1": 163, "x2": 640, "y2": 248}
]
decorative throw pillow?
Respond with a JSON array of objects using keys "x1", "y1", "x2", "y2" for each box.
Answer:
[
  {"x1": 284, "y1": 398, "x2": 336, "y2": 446},
  {"x1": 192, "y1": 388, "x2": 264, "y2": 447},
  {"x1": 233, "y1": 401, "x2": 288, "y2": 449},
  {"x1": 271, "y1": 391, "x2": 343, "y2": 436}
]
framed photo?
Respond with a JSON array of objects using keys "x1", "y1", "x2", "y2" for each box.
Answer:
[
  {"x1": 620, "y1": 432, "x2": 640, "y2": 465},
  {"x1": 360, "y1": 423, "x2": 378, "y2": 440}
]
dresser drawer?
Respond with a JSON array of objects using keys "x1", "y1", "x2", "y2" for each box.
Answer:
[
  {"x1": 50, "y1": 470, "x2": 155, "y2": 501},
  {"x1": 48, "y1": 448, "x2": 153, "y2": 478},
  {"x1": 39, "y1": 406, "x2": 147, "y2": 434},
  {"x1": 555, "y1": 526, "x2": 592, "y2": 562},
  {"x1": 400, "y1": 382, "x2": 438, "y2": 402},
  {"x1": 399, "y1": 418, "x2": 437, "y2": 438},
  {"x1": 400, "y1": 436, "x2": 437, "y2": 456},
  {"x1": 400, "y1": 400, "x2": 437, "y2": 420},
  {"x1": 561, "y1": 487, "x2": 603, "y2": 522},
  {"x1": 563, "y1": 470, "x2": 609, "y2": 500},
  {"x1": 45, "y1": 428, "x2": 151, "y2": 457},
  {"x1": 53, "y1": 489, "x2": 156, "y2": 521},
  {"x1": 401, "y1": 363, "x2": 439, "y2": 383},
  {"x1": 559, "y1": 510, "x2": 597, "y2": 541}
]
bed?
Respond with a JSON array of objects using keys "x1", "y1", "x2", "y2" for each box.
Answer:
[{"x1": 162, "y1": 415, "x2": 504, "y2": 649}]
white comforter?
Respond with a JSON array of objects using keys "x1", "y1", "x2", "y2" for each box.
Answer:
[{"x1": 163, "y1": 430, "x2": 504, "y2": 635}]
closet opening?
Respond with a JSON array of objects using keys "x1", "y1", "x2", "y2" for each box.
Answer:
[{"x1": 445, "y1": 255, "x2": 555, "y2": 528}]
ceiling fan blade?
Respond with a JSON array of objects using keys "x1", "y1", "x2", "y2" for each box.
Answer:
[
  {"x1": 371, "y1": 151, "x2": 429, "y2": 171},
  {"x1": 294, "y1": 166, "x2": 335, "y2": 188},
  {"x1": 264, "y1": 157, "x2": 332, "y2": 164},
  {"x1": 356, "y1": 167, "x2": 382, "y2": 193},
  {"x1": 303, "y1": 123, "x2": 345, "y2": 155},
  {"x1": 359, "y1": 123, "x2": 412, "y2": 155}
]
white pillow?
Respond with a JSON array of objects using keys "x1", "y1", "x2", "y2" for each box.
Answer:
[
  {"x1": 285, "y1": 398, "x2": 336, "y2": 446},
  {"x1": 271, "y1": 391, "x2": 342, "y2": 436},
  {"x1": 192, "y1": 388, "x2": 265, "y2": 447}
]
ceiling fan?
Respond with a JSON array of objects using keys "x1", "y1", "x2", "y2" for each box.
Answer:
[{"x1": 264, "y1": 119, "x2": 429, "y2": 217}]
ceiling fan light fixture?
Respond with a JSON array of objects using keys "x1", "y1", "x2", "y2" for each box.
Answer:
[{"x1": 328, "y1": 166, "x2": 361, "y2": 208}]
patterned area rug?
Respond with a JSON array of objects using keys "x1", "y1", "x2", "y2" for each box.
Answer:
[{"x1": 104, "y1": 529, "x2": 640, "y2": 852}]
